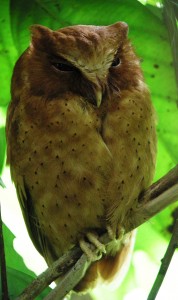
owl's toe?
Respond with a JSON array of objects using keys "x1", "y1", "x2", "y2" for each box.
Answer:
[
  {"x1": 86, "y1": 232, "x2": 106, "y2": 254},
  {"x1": 106, "y1": 225, "x2": 116, "y2": 240},
  {"x1": 117, "y1": 225, "x2": 125, "y2": 240},
  {"x1": 106, "y1": 224, "x2": 125, "y2": 241},
  {"x1": 79, "y1": 232, "x2": 106, "y2": 261}
]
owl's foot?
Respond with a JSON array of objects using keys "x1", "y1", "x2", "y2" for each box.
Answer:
[
  {"x1": 106, "y1": 225, "x2": 116, "y2": 240},
  {"x1": 79, "y1": 232, "x2": 106, "y2": 261},
  {"x1": 106, "y1": 224, "x2": 125, "y2": 241}
]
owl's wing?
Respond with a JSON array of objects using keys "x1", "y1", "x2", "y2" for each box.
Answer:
[
  {"x1": 15, "y1": 177, "x2": 57, "y2": 264},
  {"x1": 6, "y1": 102, "x2": 57, "y2": 264}
]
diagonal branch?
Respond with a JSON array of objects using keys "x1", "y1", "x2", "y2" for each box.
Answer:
[
  {"x1": 16, "y1": 247, "x2": 83, "y2": 300},
  {"x1": 128, "y1": 165, "x2": 178, "y2": 231},
  {"x1": 16, "y1": 164, "x2": 178, "y2": 300},
  {"x1": 43, "y1": 253, "x2": 91, "y2": 300}
]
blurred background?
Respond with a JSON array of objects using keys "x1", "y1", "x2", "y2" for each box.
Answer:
[{"x1": 0, "y1": 0, "x2": 178, "y2": 299}]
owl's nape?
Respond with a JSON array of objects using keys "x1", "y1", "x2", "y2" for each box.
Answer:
[{"x1": 6, "y1": 21, "x2": 157, "y2": 292}]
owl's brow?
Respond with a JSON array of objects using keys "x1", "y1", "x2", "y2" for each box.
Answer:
[{"x1": 48, "y1": 54, "x2": 75, "y2": 67}]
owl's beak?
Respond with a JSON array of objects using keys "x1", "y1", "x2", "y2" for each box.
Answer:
[
  {"x1": 94, "y1": 86, "x2": 102, "y2": 107},
  {"x1": 86, "y1": 73, "x2": 104, "y2": 107}
]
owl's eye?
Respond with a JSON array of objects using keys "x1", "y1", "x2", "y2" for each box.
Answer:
[
  {"x1": 111, "y1": 56, "x2": 121, "y2": 67},
  {"x1": 50, "y1": 55, "x2": 77, "y2": 72},
  {"x1": 52, "y1": 62, "x2": 77, "y2": 72}
]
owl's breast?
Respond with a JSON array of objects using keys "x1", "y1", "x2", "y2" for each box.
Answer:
[
  {"x1": 8, "y1": 88, "x2": 156, "y2": 257},
  {"x1": 9, "y1": 93, "x2": 114, "y2": 256},
  {"x1": 101, "y1": 89, "x2": 157, "y2": 229}
]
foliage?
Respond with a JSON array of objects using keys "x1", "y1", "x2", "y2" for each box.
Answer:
[
  {"x1": 0, "y1": 0, "x2": 177, "y2": 299},
  {"x1": 0, "y1": 225, "x2": 51, "y2": 299}
]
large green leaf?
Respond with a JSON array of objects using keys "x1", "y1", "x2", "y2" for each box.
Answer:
[
  {"x1": 0, "y1": 223, "x2": 51, "y2": 299},
  {"x1": 0, "y1": 0, "x2": 17, "y2": 105},
  {"x1": 2, "y1": 223, "x2": 35, "y2": 276},
  {"x1": 0, "y1": 127, "x2": 6, "y2": 174},
  {"x1": 0, "y1": 267, "x2": 50, "y2": 300}
]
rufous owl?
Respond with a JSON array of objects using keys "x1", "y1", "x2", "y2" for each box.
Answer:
[{"x1": 6, "y1": 22, "x2": 157, "y2": 292}]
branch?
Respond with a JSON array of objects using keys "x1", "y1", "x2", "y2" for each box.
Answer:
[
  {"x1": 147, "y1": 219, "x2": 178, "y2": 300},
  {"x1": 128, "y1": 164, "x2": 178, "y2": 231},
  {"x1": 43, "y1": 254, "x2": 91, "y2": 300},
  {"x1": 16, "y1": 247, "x2": 83, "y2": 300},
  {"x1": 16, "y1": 165, "x2": 178, "y2": 300}
]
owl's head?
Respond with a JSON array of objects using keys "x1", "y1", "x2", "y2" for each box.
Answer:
[{"x1": 12, "y1": 22, "x2": 143, "y2": 107}]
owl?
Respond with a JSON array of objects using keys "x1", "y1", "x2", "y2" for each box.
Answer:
[{"x1": 6, "y1": 22, "x2": 157, "y2": 292}]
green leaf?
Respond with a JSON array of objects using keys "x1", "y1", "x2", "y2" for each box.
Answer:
[
  {"x1": 0, "y1": 127, "x2": 6, "y2": 174},
  {"x1": 1, "y1": 223, "x2": 51, "y2": 299},
  {"x1": 1, "y1": 267, "x2": 50, "y2": 300},
  {"x1": 0, "y1": 0, "x2": 17, "y2": 105},
  {"x1": 3, "y1": 223, "x2": 35, "y2": 276}
]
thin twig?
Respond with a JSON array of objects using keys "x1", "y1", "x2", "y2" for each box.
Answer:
[
  {"x1": 147, "y1": 219, "x2": 178, "y2": 300},
  {"x1": 147, "y1": 2, "x2": 178, "y2": 298},
  {"x1": 16, "y1": 165, "x2": 178, "y2": 300},
  {"x1": 0, "y1": 202, "x2": 9, "y2": 300}
]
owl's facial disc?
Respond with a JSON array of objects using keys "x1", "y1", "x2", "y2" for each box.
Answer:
[{"x1": 28, "y1": 22, "x2": 139, "y2": 106}]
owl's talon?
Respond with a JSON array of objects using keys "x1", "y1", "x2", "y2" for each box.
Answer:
[
  {"x1": 79, "y1": 232, "x2": 106, "y2": 261},
  {"x1": 79, "y1": 239, "x2": 102, "y2": 261},
  {"x1": 106, "y1": 224, "x2": 125, "y2": 241},
  {"x1": 86, "y1": 232, "x2": 106, "y2": 254},
  {"x1": 106, "y1": 225, "x2": 116, "y2": 240},
  {"x1": 117, "y1": 225, "x2": 125, "y2": 240}
]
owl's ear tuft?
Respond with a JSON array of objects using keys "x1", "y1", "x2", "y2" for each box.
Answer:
[
  {"x1": 118, "y1": 22, "x2": 129, "y2": 36},
  {"x1": 109, "y1": 22, "x2": 129, "y2": 38},
  {"x1": 30, "y1": 25, "x2": 53, "y2": 50}
]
